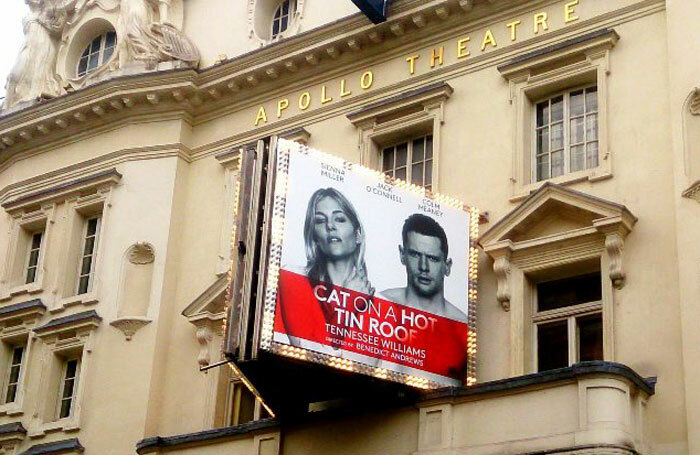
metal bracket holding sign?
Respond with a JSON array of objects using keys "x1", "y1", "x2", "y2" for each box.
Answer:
[{"x1": 351, "y1": 0, "x2": 390, "y2": 24}]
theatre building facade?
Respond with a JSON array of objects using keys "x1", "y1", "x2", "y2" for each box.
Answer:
[{"x1": 0, "y1": 0, "x2": 698, "y2": 453}]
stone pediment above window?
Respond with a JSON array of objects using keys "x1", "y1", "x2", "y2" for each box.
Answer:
[
  {"x1": 480, "y1": 183, "x2": 637, "y2": 309},
  {"x1": 1, "y1": 168, "x2": 122, "y2": 214},
  {"x1": 182, "y1": 276, "x2": 227, "y2": 368},
  {"x1": 0, "y1": 299, "x2": 46, "y2": 337}
]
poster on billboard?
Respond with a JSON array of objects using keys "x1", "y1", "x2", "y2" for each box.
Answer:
[{"x1": 258, "y1": 139, "x2": 479, "y2": 388}]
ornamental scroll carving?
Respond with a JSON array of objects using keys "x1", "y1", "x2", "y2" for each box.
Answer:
[
  {"x1": 492, "y1": 253, "x2": 512, "y2": 311},
  {"x1": 690, "y1": 88, "x2": 700, "y2": 116},
  {"x1": 605, "y1": 233, "x2": 625, "y2": 290},
  {"x1": 3, "y1": 0, "x2": 199, "y2": 110}
]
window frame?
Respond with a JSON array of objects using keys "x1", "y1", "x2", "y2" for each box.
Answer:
[
  {"x1": 532, "y1": 294, "x2": 603, "y2": 371},
  {"x1": 271, "y1": 0, "x2": 295, "y2": 41},
  {"x1": 24, "y1": 230, "x2": 44, "y2": 285},
  {"x1": 497, "y1": 29, "x2": 618, "y2": 202},
  {"x1": 531, "y1": 84, "x2": 599, "y2": 183},
  {"x1": 3, "y1": 344, "x2": 25, "y2": 405},
  {"x1": 56, "y1": 357, "x2": 81, "y2": 420},
  {"x1": 381, "y1": 133, "x2": 434, "y2": 190},
  {"x1": 75, "y1": 216, "x2": 101, "y2": 296},
  {"x1": 76, "y1": 31, "x2": 117, "y2": 78}
]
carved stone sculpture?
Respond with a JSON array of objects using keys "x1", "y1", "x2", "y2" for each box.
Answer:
[
  {"x1": 116, "y1": 0, "x2": 199, "y2": 70},
  {"x1": 4, "y1": 0, "x2": 78, "y2": 109}
]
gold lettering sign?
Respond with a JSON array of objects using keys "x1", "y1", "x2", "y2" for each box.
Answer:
[{"x1": 253, "y1": 3, "x2": 581, "y2": 126}]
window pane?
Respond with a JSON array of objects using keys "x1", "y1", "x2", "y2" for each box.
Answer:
[
  {"x1": 88, "y1": 55, "x2": 99, "y2": 71},
  {"x1": 570, "y1": 90, "x2": 585, "y2": 117},
  {"x1": 62, "y1": 379, "x2": 75, "y2": 398},
  {"x1": 586, "y1": 142, "x2": 599, "y2": 169},
  {"x1": 537, "y1": 272, "x2": 602, "y2": 312},
  {"x1": 382, "y1": 148, "x2": 393, "y2": 171},
  {"x1": 78, "y1": 57, "x2": 88, "y2": 76},
  {"x1": 32, "y1": 233, "x2": 43, "y2": 249},
  {"x1": 570, "y1": 145, "x2": 585, "y2": 172},
  {"x1": 570, "y1": 117, "x2": 585, "y2": 144},
  {"x1": 424, "y1": 161, "x2": 432, "y2": 187},
  {"x1": 411, "y1": 163, "x2": 423, "y2": 185},
  {"x1": 28, "y1": 250, "x2": 40, "y2": 267},
  {"x1": 103, "y1": 45, "x2": 115, "y2": 62},
  {"x1": 60, "y1": 399, "x2": 72, "y2": 418},
  {"x1": 282, "y1": 0, "x2": 289, "y2": 15},
  {"x1": 87, "y1": 218, "x2": 98, "y2": 236},
  {"x1": 586, "y1": 87, "x2": 598, "y2": 113},
  {"x1": 12, "y1": 347, "x2": 23, "y2": 365},
  {"x1": 272, "y1": 20, "x2": 280, "y2": 36},
  {"x1": 90, "y1": 36, "x2": 101, "y2": 53},
  {"x1": 105, "y1": 31, "x2": 116, "y2": 48},
  {"x1": 586, "y1": 113, "x2": 598, "y2": 141},
  {"x1": 26, "y1": 267, "x2": 37, "y2": 284},
  {"x1": 238, "y1": 386, "x2": 256, "y2": 424},
  {"x1": 578, "y1": 314, "x2": 603, "y2": 362},
  {"x1": 425, "y1": 135, "x2": 433, "y2": 159},
  {"x1": 395, "y1": 167, "x2": 406, "y2": 181},
  {"x1": 551, "y1": 122, "x2": 563, "y2": 150},
  {"x1": 536, "y1": 102, "x2": 549, "y2": 127},
  {"x1": 551, "y1": 96, "x2": 564, "y2": 122},
  {"x1": 412, "y1": 138, "x2": 424, "y2": 163},
  {"x1": 8, "y1": 366, "x2": 20, "y2": 384},
  {"x1": 536, "y1": 128, "x2": 549, "y2": 155},
  {"x1": 551, "y1": 150, "x2": 564, "y2": 177},
  {"x1": 66, "y1": 360, "x2": 78, "y2": 378},
  {"x1": 78, "y1": 276, "x2": 90, "y2": 295},
  {"x1": 538, "y1": 321, "x2": 569, "y2": 371},
  {"x1": 84, "y1": 237, "x2": 95, "y2": 255},
  {"x1": 80, "y1": 256, "x2": 93, "y2": 276},
  {"x1": 536, "y1": 155, "x2": 549, "y2": 181},
  {"x1": 395, "y1": 143, "x2": 407, "y2": 167},
  {"x1": 280, "y1": 15, "x2": 288, "y2": 32}
]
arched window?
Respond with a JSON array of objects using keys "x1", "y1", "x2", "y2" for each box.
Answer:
[
  {"x1": 271, "y1": 0, "x2": 294, "y2": 40},
  {"x1": 77, "y1": 31, "x2": 117, "y2": 78}
]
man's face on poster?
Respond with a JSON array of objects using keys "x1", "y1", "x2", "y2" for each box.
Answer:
[{"x1": 399, "y1": 232, "x2": 452, "y2": 298}]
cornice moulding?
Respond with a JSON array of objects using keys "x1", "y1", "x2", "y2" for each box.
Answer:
[{"x1": 0, "y1": 0, "x2": 664, "y2": 160}]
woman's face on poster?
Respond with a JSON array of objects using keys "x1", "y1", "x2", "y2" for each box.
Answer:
[{"x1": 312, "y1": 196, "x2": 359, "y2": 260}]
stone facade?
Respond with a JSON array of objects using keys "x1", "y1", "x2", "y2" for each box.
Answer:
[{"x1": 0, "y1": 0, "x2": 698, "y2": 454}]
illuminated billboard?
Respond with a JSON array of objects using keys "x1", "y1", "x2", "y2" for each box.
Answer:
[{"x1": 257, "y1": 139, "x2": 479, "y2": 389}]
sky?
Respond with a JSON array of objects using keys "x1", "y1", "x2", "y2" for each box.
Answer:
[{"x1": 0, "y1": 2, "x2": 29, "y2": 99}]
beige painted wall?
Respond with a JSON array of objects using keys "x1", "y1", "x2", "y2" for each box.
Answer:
[{"x1": 0, "y1": 0, "x2": 696, "y2": 454}]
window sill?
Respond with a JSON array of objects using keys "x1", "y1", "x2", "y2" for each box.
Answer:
[
  {"x1": 28, "y1": 419, "x2": 80, "y2": 439},
  {"x1": 51, "y1": 293, "x2": 98, "y2": 314},
  {"x1": 510, "y1": 167, "x2": 612, "y2": 203},
  {"x1": 0, "y1": 403, "x2": 24, "y2": 417},
  {"x1": 0, "y1": 283, "x2": 44, "y2": 302}
]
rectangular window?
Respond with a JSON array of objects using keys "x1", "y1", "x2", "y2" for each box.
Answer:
[
  {"x1": 76, "y1": 217, "x2": 100, "y2": 295},
  {"x1": 381, "y1": 134, "x2": 433, "y2": 190},
  {"x1": 5, "y1": 346, "x2": 24, "y2": 404},
  {"x1": 228, "y1": 381, "x2": 256, "y2": 426},
  {"x1": 534, "y1": 86, "x2": 598, "y2": 182},
  {"x1": 25, "y1": 231, "x2": 43, "y2": 284},
  {"x1": 58, "y1": 358, "x2": 80, "y2": 419},
  {"x1": 534, "y1": 271, "x2": 603, "y2": 372}
]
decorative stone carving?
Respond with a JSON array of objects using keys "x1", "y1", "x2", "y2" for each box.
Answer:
[
  {"x1": 682, "y1": 181, "x2": 700, "y2": 203},
  {"x1": 195, "y1": 325, "x2": 214, "y2": 368},
  {"x1": 115, "y1": 0, "x2": 200, "y2": 70},
  {"x1": 128, "y1": 242, "x2": 155, "y2": 264},
  {"x1": 3, "y1": 0, "x2": 79, "y2": 109},
  {"x1": 690, "y1": 88, "x2": 700, "y2": 116},
  {"x1": 492, "y1": 252, "x2": 511, "y2": 311},
  {"x1": 604, "y1": 233, "x2": 625, "y2": 290},
  {"x1": 110, "y1": 317, "x2": 151, "y2": 340}
]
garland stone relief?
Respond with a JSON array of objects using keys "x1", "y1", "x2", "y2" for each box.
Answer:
[{"x1": 3, "y1": 0, "x2": 199, "y2": 110}]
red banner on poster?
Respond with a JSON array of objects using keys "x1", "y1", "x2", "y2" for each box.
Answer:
[{"x1": 274, "y1": 270, "x2": 469, "y2": 381}]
